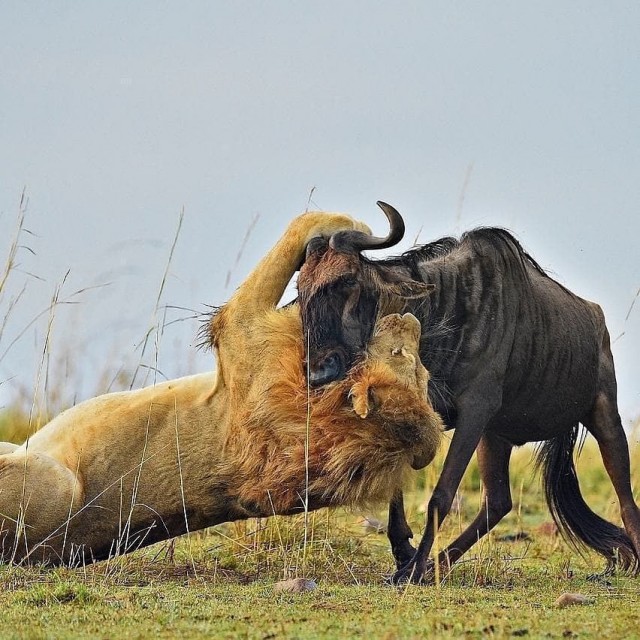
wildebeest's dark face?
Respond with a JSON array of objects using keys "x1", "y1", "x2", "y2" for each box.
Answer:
[
  {"x1": 298, "y1": 243, "x2": 379, "y2": 386},
  {"x1": 298, "y1": 203, "x2": 434, "y2": 387}
]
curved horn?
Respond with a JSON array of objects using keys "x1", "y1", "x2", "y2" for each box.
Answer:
[{"x1": 329, "y1": 201, "x2": 405, "y2": 252}]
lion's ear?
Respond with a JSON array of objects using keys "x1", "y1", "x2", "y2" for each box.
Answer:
[
  {"x1": 350, "y1": 363, "x2": 399, "y2": 418},
  {"x1": 349, "y1": 380, "x2": 371, "y2": 418}
]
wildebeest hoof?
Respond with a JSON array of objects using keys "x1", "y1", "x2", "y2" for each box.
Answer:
[
  {"x1": 392, "y1": 541, "x2": 417, "y2": 571},
  {"x1": 586, "y1": 569, "x2": 613, "y2": 585},
  {"x1": 390, "y1": 558, "x2": 435, "y2": 585}
]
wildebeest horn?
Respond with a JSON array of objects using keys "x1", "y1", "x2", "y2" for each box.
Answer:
[{"x1": 329, "y1": 201, "x2": 405, "y2": 252}]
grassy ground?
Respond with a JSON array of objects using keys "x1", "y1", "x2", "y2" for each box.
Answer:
[
  {"x1": 1, "y1": 204, "x2": 638, "y2": 638},
  {"x1": 0, "y1": 438, "x2": 638, "y2": 639}
]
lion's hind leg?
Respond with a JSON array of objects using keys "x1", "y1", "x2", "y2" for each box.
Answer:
[{"x1": 0, "y1": 450, "x2": 84, "y2": 565}]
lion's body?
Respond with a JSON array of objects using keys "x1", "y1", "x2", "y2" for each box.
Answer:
[
  {"x1": 1, "y1": 372, "x2": 226, "y2": 563},
  {"x1": 0, "y1": 213, "x2": 441, "y2": 565},
  {"x1": 223, "y1": 308, "x2": 442, "y2": 516}
]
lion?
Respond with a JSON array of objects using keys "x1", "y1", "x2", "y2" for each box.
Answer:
[{"x1": 0, "y1": 212, "x2": 443, "y2": 565}]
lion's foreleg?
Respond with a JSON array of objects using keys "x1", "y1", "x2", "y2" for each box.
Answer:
[{"x1": 222, "y1": 212, "x2": 370, "y2": 323}]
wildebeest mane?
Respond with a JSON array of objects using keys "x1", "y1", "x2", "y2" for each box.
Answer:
[
  {"x1": 377, "y1": 227, "x2": 547, "y2": 280},
  {"x1": 459, "y1": 227, "x2": 549, "y2": 279}
]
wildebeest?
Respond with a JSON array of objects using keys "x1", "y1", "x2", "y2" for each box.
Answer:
[
  {"x1": 297, "y1": 201, "x2": 640, "y2": 582},
  {"x1": 0, "y1": 211, "x2": 442, "y2": 565}
]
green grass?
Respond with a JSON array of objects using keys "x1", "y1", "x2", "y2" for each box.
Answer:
[
  {"x1": 1, "y1": 574, "x2": 637, "y2": 640},
  {"x1": 0, "y1": 441, "x2": 638, "y2": 639},
  {"x1": 1, "y1": 201, "x2": 638, "y2": 638}
]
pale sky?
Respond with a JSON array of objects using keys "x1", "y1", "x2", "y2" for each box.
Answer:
[{"x1": 1, "y1": 2, "x2": 638, "y2": 425}]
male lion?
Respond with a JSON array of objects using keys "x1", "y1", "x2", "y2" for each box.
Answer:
[{"x1": 0, "y1": 212, "x2": 442, "y2": 566}]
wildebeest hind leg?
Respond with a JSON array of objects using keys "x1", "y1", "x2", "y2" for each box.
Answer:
[{"x1": 583, "y1": 391, "x2": 640, "y2": 572}]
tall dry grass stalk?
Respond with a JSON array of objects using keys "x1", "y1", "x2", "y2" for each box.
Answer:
[
  {"x1": 0, "y1": 190, "x2": 34, "y2": 442},
  {"x1": 129, "y1": 207, "x2": 185, "y2": 390},
  {"x1": 0, "y1": 193, "x2": 637, "y2": 588},
  {"x1": 0, "y1": 189, "x2": 30, "y2": 302},
  {"x1": 302, "y1": 330, "x2": 312, "y2": 574},
  {"x1": 28, "y1": 272, "x2": 68, "y2": 433},
  {"x1": 0, "y1": 190, "x2": 31, "y2": 375}
]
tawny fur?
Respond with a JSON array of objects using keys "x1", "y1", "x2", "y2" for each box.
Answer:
[
  {"x1": 0, "y1": 213, "x2": 442, "y2": 566},
  {"x1": 222, "y1": 310, "x2": 442, "y2": 515}
]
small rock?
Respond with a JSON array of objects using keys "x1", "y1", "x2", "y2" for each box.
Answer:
[
  {"x1": 536, "y1": 521, "x2": 559, "y2": 537},
  {"x1": 555, "y1": 592, "x2": 593, "y2": 608},
  {"x1": 362, "y1": 516, "x2": 387, "y2": 534},
  {"x1": 273, "y1": 578, "x2": 317, "y2": 594}
]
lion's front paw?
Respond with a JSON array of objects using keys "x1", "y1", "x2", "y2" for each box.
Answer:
[
  {"x1": 352, "y1": 220, "x2": 372, "y2": 235},
  {"x1": 298, "y1": 212, "x2": 371, "y2": 244}
]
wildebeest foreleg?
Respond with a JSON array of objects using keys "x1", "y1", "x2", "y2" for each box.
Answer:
[
  {"x1": 583, "y1": 391, "x2": 640, "y2": 572},
  {"x1": 392, "y1": 408, "x2": 489, "y2": 584},
  {"x1": 387, "y1": 435, "x2": 513, "y2": 576},
  {"x1": 387, "y1": 489, "x2": 416, "y2": 569},
  {"x1": 435, "y1": 433, "x2": 513, "y2": 574}
]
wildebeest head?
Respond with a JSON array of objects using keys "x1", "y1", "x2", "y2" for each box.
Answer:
[{"x1": 298, "y1": 202, "x2": 434, "y2": 387}]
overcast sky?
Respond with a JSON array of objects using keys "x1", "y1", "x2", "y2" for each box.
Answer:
[{"x1": 1, "y1": 2, "x2": 638, "y2": 425}]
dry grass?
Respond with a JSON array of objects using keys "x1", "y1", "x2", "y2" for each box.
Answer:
[
  {"x1": 0, "y1": 443, "x2": 638, "y2": 638},
  {"x1": 0, "y1": 196, "x2": 639, "y2": 638}
]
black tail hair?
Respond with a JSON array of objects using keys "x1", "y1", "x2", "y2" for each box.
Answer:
[{"x1": 536, "y1": 424, "x2": 639, "y2": 573}]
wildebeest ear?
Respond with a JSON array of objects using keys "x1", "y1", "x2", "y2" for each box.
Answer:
[
  {"x1": 387, "y1": 281, "x2": 435, "y2": 299},
  {"x1": 298, "y1": 236, "x2": 329, "y2": 270},
  {"x1": 373, "y1": 267, "x2": 436, "y2": 299}
]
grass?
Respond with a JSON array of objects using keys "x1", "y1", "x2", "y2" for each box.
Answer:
[
  {"x1": 0, "y1": 574, "x2": 636, "y2": 640},
  {"x1": 1, "y1": 197, "x2": 639, "y2": 639},
  {"x1": 0, "y1": 438, "x2": 637, "y2": 639}
]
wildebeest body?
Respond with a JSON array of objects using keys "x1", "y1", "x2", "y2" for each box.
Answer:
[
  {"x1": 397, "y1": 230, "x2": 601, "y2": 443},
  {"x1": 298, "y1": 205, "x2": 640, "y2": 582}
]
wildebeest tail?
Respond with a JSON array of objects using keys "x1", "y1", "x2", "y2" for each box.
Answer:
[{"x1": 536, "y1": 424, "x2": 638, "y2": 572}]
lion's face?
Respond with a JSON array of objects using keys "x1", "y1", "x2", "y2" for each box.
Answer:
[{"x1": 350, "y1": 313, "x2": 430, "y2": 419}]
